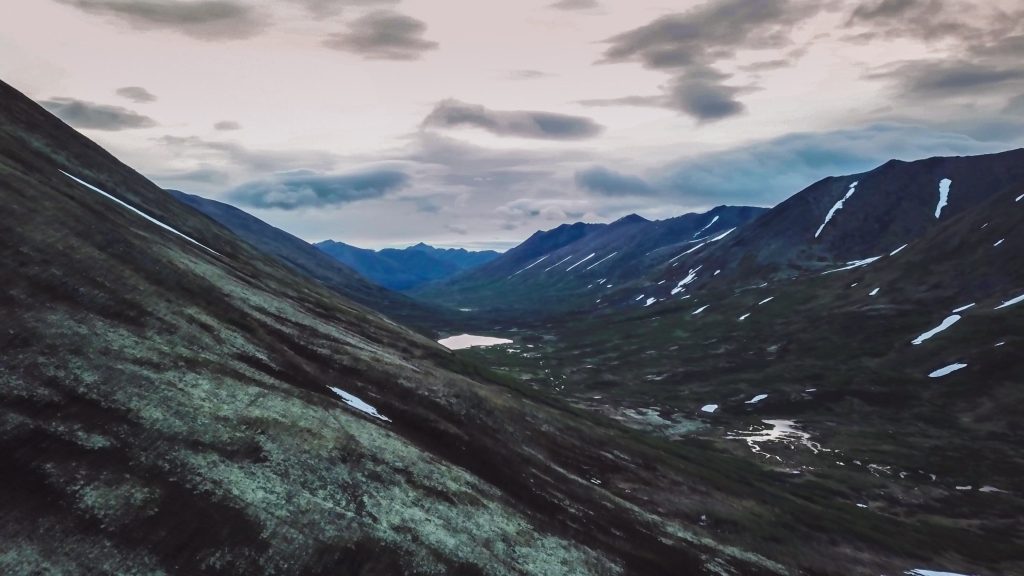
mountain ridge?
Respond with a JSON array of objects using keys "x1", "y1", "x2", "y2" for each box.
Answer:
[{"x1": 315, "y1": 239, "x2": 499, "y2": 291}]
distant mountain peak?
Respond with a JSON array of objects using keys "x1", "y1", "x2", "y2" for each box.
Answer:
[{"x1": 611, "y1": 213, "x2": 649, "y2": 226}]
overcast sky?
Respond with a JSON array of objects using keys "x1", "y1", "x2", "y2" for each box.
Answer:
[{"x1": 4, "y1": 0, "x2": 1023, "y2": 250}]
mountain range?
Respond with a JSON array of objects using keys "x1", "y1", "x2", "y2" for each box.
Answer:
[
  {"x1": 0, "y1": 77, "x2": 803, "y2": 576},
  {"x1": 169, "y1": 190, "x2": 450, "y2": 331},
  {"x1": 314, "y1": 240, "x2": 499, "y2": 291},
  {"x1": 3, "y1": 72, "x2": 1022, "y2": 576},
  {"x1": 413, "y1": 205, "x2": 767, "y2": 316}
]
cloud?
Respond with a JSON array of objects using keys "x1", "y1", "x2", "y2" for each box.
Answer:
[
  {"x1": 578, "y1": 94, "x2": 666, "y2": 108},
  {"x1": 115, "y1": 85, "x2": 157, "y2": 103},
  {"x1": 323, "y1": 10, "x2": 437, "y2": 60},
  {"x1": 496, "y1": 198, "x2": 589, "y2": 221},
  {"x1": 874, "y1": 61, "x2": 1024, "y2": 97},
  {"x1": 422, "y1": 99, "x2": 603, "y2": 140},
  {"x1": 153, "y1": 165, "x2": 232, "y2": 186},
  {"x1": 40, "y1": 97, "x2": 157, "y2": 130},
  {"x1": 227, "y1": 168, "x2": 409, "y2": 210},
  {"x1": 293, "y1": 0, "x2": 398, "y2": 18},
  {"x1": 549, "y1": 0, "x2": 599, "y2": 10},
  {"x1": 845, "y1": 1, "x2": 1024, "y2": 103},
  {"x1": 600, "y1": 0, "x2": 825, "y2": 121},
  {"x1": 508, "y1": 69, "x2": 550, "y2": 80},
  {"x1": 155, "y1": 135, "x2": 335, "y2": 172},
  {"x1": 666, "y1": 73, "x2": 744, "y2": 121},
  {"x1": 652, "y1": 122, "x2": 1014, "y2": 205},
  {"x1": 54, "y1": 0, "x2": 267, "y2": 40},
  {"x1": 844, "y1": 0, "x2": 1019, "y2": 44},
  {"x1": 214, "y1": 120, "x2": 242, "y2": 131},
  {"x1": 1006, "y1": 94, "x2": 1024, "y2": 115},
  {"x1": 575, "y1": 166, "x2": 654, "y2": 196}
]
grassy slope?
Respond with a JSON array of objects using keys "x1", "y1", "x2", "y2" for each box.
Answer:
[
  {"x1": 458, "y1": 184, "x2": 1024, "y2": 575},
  {"x1": 169, "y1": 190, "x2": 456, "y2": 334},
  {"x1": 0, "y1": 80, "x2": 813, "y2": 576}
]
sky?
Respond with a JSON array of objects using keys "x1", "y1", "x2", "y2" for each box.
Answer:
[{"x1": 3, "y1": 0, "x2": 1023, "y2": 250}]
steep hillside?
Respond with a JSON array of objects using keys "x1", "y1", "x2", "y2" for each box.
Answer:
[
  {"x1": 0, "y1": 77, "x2": 960, "y2": 576},
  {"x1": 455, "y1": 175, "x2": 1024, "y2": 576},
  {"x1": 170, "y1": 191, "x2": 451, "y2": 332},
  {"x1": 316, "y1": 240, "x2": 499, "y2": 291},
  {"x1": 611, "y1": 150, "x2": 1024, "y2": 310},
  {"x1": 414, "y1": 205, "x2": 766, "y2": 315}
]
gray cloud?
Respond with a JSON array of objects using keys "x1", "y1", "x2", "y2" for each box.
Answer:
[
  {"x1": 549, "y1": 0, "x2": 599, "y2": 10},
  {"x1": 116, "y1": 85, "x2": 157, "y2": 103},
  {"x1": 422, "y1": 99, "x2": 603, "y2": 140},
  {"x1": 600, "y1": 0, "x2": 823, "y2": 121},
  {"x1": 227, "y1": 168, "x2": 409, "y2": 210},
  {"x1": 652, "y1": 122, "x2": 1013, "y2": 205},
  {"x1": 509, "y1": 69, "x2": 550, "y2": 80},
  {"x1": 293, "y1": 0, "x2": 398, "y2": 18},
  {"x1": 323, "y1": 10, "x2": 437, "y2": 60},
  {"x1": 55, "y1": 0, "x2": 267, "y2": 40},
  {"x1": 844, "y1": 0, "x2": 1016, "y2": 44},
  {"x1": 155, "y1": 135, "x2": 335, "y2": 172},
  {"x1": 846, "y1": 1, "x2": 1024, "y2": 102},
  {"x1": 214, "y1": 120, "x2": 242, "y2": 131},
  {"x1": 578, "y1": 94, "x2": 666, "y2": 108},
  {"x1": 154, "y1": 165, "x2": 232, "y2": 186},
  {"x1": 875, "y1": 61, "x2": 1024, "y2": 97},
  {"x1": 575, "y1": 166, "x2": 654, "y2": 196},
  {"x1": 40, "y1": 97, "x2": 157, "y2": 130},
  {"x1": 1006, "y1": 94, "x2": 1024, "y2": 115},
  {"x1": 667, "y1": 74, "x2": 744, "y2": 121}
]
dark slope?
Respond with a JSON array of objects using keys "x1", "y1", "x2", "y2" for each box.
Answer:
[
  {"x1": 0, "y1": 78, "x2": 862, "y2": 576},
  {"x1": 458, "y1": 177, "x2": 1024, "y2": 576},
  {"x1": 652, "y1": 149, "x2": 1024, "y2": 297},
  {"x1": 170, "y1": 190, "x2": 451, "y2": 331},
  {"x1": 536, "y1": 150, "x2": 1024, "y2": 315},
  {"x1": 414, "y1": 205, "x2": 766, "y2": 316},
  {"x1": 314, "y1": 240, "x2": 498, "y2": 292}
]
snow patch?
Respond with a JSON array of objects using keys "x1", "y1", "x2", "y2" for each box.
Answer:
[
  {"x1": 993, "y1": 239, "x2": 1004, "y2": 247},
  {"x1": 328, "y1": 387, "x2": 391, "y2": 422},
  {"x1": 757, "y1": 297, "x2": 774, "y2": 306},
  {"x1": 815, "y1": 181, "x2": 858, "y2": 238},
  {"x1": 565, "y1": 253, "x2": 596, "y2": 271},
  {"x1": 912, "y1": 315, "x2": 961, "y2": 345},
  {"x1": 585, "y1": 251, "x2": 618, "y2": 271},
  {"x1": 701, "y1": 404, "x2": 719, "y2": 413},
  {"x1": 510, "y1": 255, "x2": 547, "y2": 277},
  {"x1": 671, "y1": 266, "x2": 701, "y2": 295},
  {"x1": 929, "y1": 363, "x2": 968, "y2": 378},
  {"x1": 821, "y1": 256, "x2": 882, "y2": 275},
  {"x1": 543, "y1": 254, "x2": 575, "y2": 272},
  {"x1": 692, "y1": 305, "x2": 709, "y2": 315},
  {"x1": 694, "y1": 214, "x2": 719, "y2": 237},
  {"x1": 745, "y1": 394, "x2": 768, "y2": 404},
  {"x1": 738, "y1": 313, "x2": 751, "y2": 321},
  {"x1": 438, "y1": 334, "x2": 514, "y2": 350},
  {"x1": 869, "y1": 288, "x2": 880, "y2": 296},
  {"x1": 726, "y1": 419, "x2": 826, "y2": 460},
  {"x1": 994, "y1": 293, "x2": 1024, "y2": 309},
  {"x1": 709, "y1": 227, "x2": 735, "y2": 242},
  {"x1": 935, "y1": 178, "x2": 952, "y2": 218},
  {"x1": 890, "y1": 243, "x2": 909, "y2": 256},
  {"x1": 61, "y1": 170, "x2": 219, "y2": 254},
  {"x1": 645, "y1": 297, "x2": 658, "y2": 307}
]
